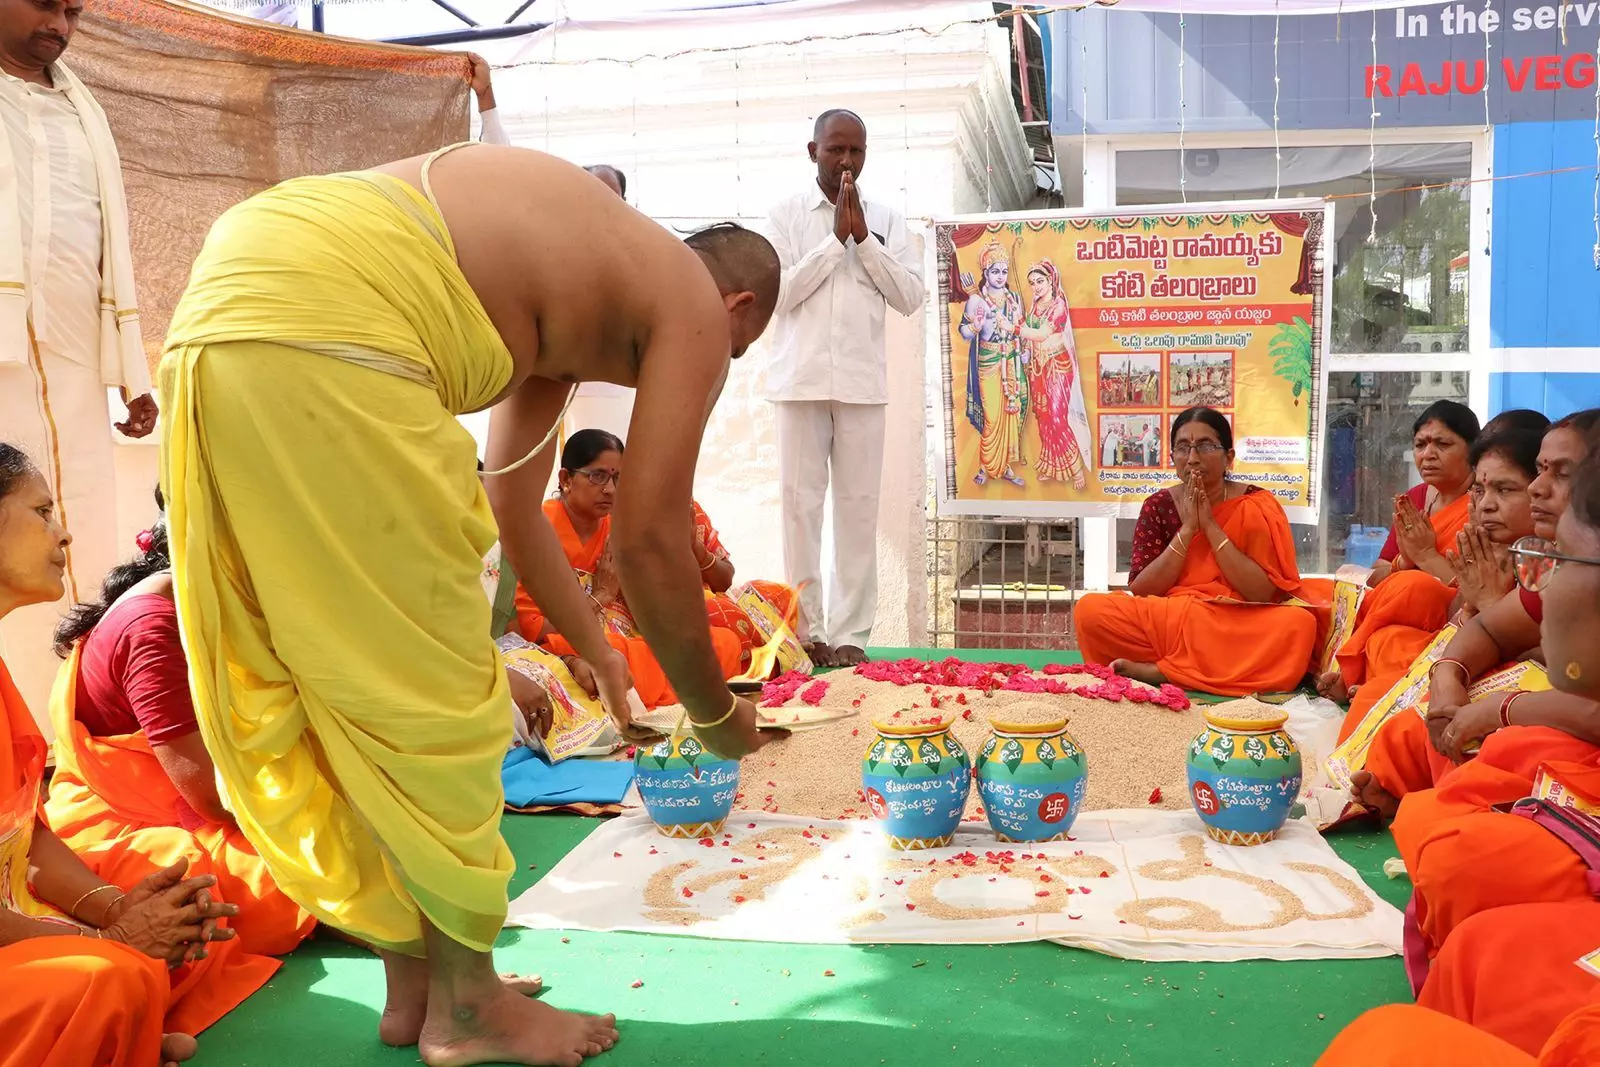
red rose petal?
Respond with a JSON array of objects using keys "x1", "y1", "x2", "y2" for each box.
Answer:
[
  {"x1": 682, "y1": 887, "x2": 694, "y2": 898},
  {"x1": 1147, "y1": 787, "x2": 1164, "y2": 804},
  {"x1": 905, "y1": 903, "x2": 916, "y2": 911},
  {"x1": 733, "y1": 895, "x2": 747, "y2": 903},
  {"x1": 631, "y1": 980, "x2": 644, "y2": 988}
]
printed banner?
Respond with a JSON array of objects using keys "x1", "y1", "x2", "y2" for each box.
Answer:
[{"x1": 935, "y1": 199, "x2": 1331, "y2": 520}]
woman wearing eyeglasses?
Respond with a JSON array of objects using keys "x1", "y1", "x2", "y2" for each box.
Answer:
[
  {"x1": 1073, "y1": 406, "x2": 1320, "y2": 696},
  {"x1": 1346, "y1": 413, "x2": 1595, "y2": 821},
  {"x1": 512, "y1": 430, "x2": 746, "y2": 708},
  {"x1": 1386, "y1": 427, "x2": 1600, "y2": 986},
  {"x1": 1317, "y1": 401, "x2": 1481, "y2": 724},
  {"x1": 1316, "y1": 436, "x2": 1600, "y2": 1067}
]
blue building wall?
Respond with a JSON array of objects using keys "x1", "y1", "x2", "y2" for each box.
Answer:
[{"x1": 1490, "y1": 119, "x2": 1600, "y2": 417}]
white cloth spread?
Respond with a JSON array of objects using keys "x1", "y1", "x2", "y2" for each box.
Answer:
[{"x1": 506, "y1": 809, "x2": 1403, "y2": 962}]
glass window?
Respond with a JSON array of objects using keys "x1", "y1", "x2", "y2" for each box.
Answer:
[
  {"x1": 1115, "y1": 371, "x2": 1469, "y2": 574},
  {"x1": 1115, "y1": 144, "x2": 1472, "y2": 356}
]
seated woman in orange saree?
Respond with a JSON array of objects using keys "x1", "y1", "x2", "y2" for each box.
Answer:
[
  {"x1": 43, "y1": 515, "x2": 315, "y2": 958},
  {"x1": 1392, "y1": 458, "x2": 1600, "y2": 973},
  {"x1": 693, "y1": 501, "x2": 802, "y2": 675},
  {"x1": 1347, "y1": 415, "x2": 1595, "y2": 818},
  {"x1": 1315, "y1": 1004, "x2": 1600, "y2": 1067},
  {"x1": 1075, "y1": 407, "x2": 1319, "y2": 696},
  {"x1": 0, "y1": 446, "x2": 271, "y2": 1067},
  {"x1": 1318, "y1": 401, "x2": 1480, "y2": 732},
  {"x1": 513, "y1": 431, "x2": 744, "y2": 707}
]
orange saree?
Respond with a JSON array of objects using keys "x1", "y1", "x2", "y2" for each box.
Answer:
[
  {"x1": 1075, "y1": 489, "x2": 1319, "y2": 695},
  {"x1": 0, "y1": 656, "x2": 275, "y2": 1047},
  {"x1": 1395, "y1": 741, "x2": 1600, "y2": 961},
  {"x1": 1418, "y1": 901, "x2": 1600, "y2": 1057},
  {"x1": 515, "y1": 498, "x2": 743, "y2": 707},
  {"x1": 692, "y1": 501, "x2": 801, "y2": 671},
  {"x1": 1316, "y1": 1003, "x2": 1600, "y2": 1067},
  {"x1": 1333, "y1": 495, "x2": 1470, "y2": 737},
  {"x1": 44, "y1": 648, "x2": 316, "y2": 957}
]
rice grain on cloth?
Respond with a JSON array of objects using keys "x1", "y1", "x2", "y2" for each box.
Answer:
[{"x1": 745, "y1": 677, "x2": 1203, "y2": 820}]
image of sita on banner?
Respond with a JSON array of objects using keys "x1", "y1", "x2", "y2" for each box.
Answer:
[{"x1": 936, "y1": 205, "x2": 1330, "y2": 520}]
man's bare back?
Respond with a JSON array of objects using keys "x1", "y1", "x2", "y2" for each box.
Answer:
[
  {"x1": 372, "y1": 145, "x2": 785, "y2": 765},
  {"x1": 371, "y1": 146, "x2": 725, "y2": 407}
]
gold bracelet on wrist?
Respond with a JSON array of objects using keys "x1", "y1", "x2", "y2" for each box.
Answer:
[
  {"x1": 69, "y1": 884, "x2": 121, "y2": 921},
  {"x1": 689, "y1": 691, "x2": 741, "y2": 729}
]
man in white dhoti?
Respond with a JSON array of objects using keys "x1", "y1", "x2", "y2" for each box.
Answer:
[
  {"x1": 763, "y1": 109, "x2": 924, "y2": 667},
  {"x1": 0, "y1": 0, "x2": 155, "y2": 721}
]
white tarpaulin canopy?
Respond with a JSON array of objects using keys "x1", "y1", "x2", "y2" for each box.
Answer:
[{"x1": 206, "y1": 1, "x2": 1452, "y2": 28}]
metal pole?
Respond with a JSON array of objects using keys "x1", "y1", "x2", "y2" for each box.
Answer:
[{"x1": 384, "y1": 23, "x2": 547, "y2": 46}]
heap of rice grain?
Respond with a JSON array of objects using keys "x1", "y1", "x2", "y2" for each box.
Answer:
[
  {"x1": 738, "y1": 678, "x2": 1204, "y2": 819},
  {"x1": 1204, "y1": 697, "x2": 1289, "y2": 724}
]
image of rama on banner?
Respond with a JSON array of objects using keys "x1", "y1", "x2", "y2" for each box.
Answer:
[{"x1": 935, "y1": 202, "x2": 1330, "y2": 519}]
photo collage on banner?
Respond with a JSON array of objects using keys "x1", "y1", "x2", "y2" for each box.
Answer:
[{"x1": 935, "y1": 201, "x2": 1331, "y2": 521}]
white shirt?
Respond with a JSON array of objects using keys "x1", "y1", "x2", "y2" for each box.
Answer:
[
  {"x1": 763, "y1": 183, "x2": 924, "y2": 405},
  {"x1": 479, "y1": 106, "x2": 509, "y2": 146},
  {"x1": 0, "y1": 66, "x2": 103, "y2": 363}
]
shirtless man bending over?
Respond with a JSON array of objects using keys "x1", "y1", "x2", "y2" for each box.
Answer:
[{"x1": 158, "y1": 144, "x2": 784, "y2": 1066}]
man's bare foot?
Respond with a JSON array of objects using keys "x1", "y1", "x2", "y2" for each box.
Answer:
[
  {"x1": 419, "y1": 988, "x2": 618, "y2": 1067},
  {"x1": 1110, "y1": 659, "x2": 1168, "y2": 687},
  {"x1": 382, "y1": 952, "x2": 544, "y2": 1048},
  {"x1": 1350, "y1": 770, "x2": 1399, "y2": 821},
  {"x1": 832, "y1": 645, "x2": 868, "y2": 667},
  {"x1": 162, "y1": 1034, "x2": 198, "y2": 1066},
  {"x1": 1315, "y1": 669, "x2": 1351, "y2": 704},
  {"x1": 805, "y1": 642, "x2": 836, "y2": 668}
]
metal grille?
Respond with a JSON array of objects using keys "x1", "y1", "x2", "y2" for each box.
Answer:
[{"x1": 927, "y1": 515, "x2": 1080, "y2": 651}]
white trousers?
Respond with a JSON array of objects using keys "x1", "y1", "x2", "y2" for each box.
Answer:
[
  {"x1": 0, "y1": 344, "x2": 120, "y2": 731},
  {"x1": 774, "y1": 400, "x2": 885, "y2": 651}
]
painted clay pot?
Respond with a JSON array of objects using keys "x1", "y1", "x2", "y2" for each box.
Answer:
[
  {"x1": 634, "y1": 733, "x2": 740, "y2": 838},
  {"x1": 975, "y1": 718, "x2": 1089, "y2": 843},
  {"x1": 1185, "y1": 705, "x2": 1302, "y2": 846},
  {"x1": 861, "y1": 718, "x2": 972, "y2": 849}
]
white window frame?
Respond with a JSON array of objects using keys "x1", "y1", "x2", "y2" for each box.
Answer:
[{"x1": 1077, "y1": 125, "x2": 1492, "y2": 590}]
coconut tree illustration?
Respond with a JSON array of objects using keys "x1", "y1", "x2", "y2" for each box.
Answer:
[{"x1": 1271, "y1": 317, "x2": 1314, "y2": 405}]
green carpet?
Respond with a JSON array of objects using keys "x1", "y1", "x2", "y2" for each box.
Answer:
[{"x1": 197, "y1": 648, "x2": 1401, "y2": 1067}]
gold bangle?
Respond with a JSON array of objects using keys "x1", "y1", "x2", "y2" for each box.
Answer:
[
  {"x1": 1171, "y1": 532, "x2": 1188, "y2": 557},
  {"x1": 1214, "y1": 536, "x2": 1233, "y2": 554},
  {"x1": 698, "y1": 553, "x2": 718, "y2": 572},
  {"x1": 690, "y1": 691, "x2": 741, "y2": 729},
  {"x1": 69, "y1": 884, "x2": 121, "y2": 921}
]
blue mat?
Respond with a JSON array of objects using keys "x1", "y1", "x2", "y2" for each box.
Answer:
[{"x1": 502, "y1": 747, "x2": 635, "y2": 808}]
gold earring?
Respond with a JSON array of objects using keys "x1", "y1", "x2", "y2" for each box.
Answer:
[{"x1": 1567, "y1": 662, "x2": 1584, "y2": 682}]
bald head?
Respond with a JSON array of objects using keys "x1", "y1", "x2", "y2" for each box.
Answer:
[
  {"x1": 684, "y1": 222, "x2": 780, "y2": 358},
  {"x1": 584, "y1": 163, "x2": 627, "y2": 199},
  {"x1": 813, "y1": 108, "x2": 865, "y2": 141},
  {"x1": 809, "y1": 108, "x2": 868, "y2": 198}
]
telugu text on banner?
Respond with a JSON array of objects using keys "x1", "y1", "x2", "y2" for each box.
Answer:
[{"x1": 935, "y1": 200, "x2": 1331, "y2": 521}]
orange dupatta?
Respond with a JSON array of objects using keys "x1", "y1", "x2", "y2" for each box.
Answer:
[
  {"x1": 1167, "y1": 488, "x2": 1309, "y2": 603},
  {"x1": 1393, "y1": 491, "x2": 1472, "y2": 570},
  {"x1": 44, "y1": 647, "x2": 315, "y2": 957}
]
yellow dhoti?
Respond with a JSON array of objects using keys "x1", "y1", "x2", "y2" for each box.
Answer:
[
  {"x1": 159, "y1": 162, "x2": 516, "y2": 955},
  {"x1": 977, "y1": 344, "x2": 1021, "y2": 479}
]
